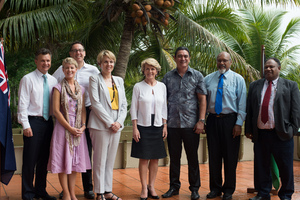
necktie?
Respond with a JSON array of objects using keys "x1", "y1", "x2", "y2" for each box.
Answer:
[
  {"x1": 261, "y1": 81, "x2": 272, "y2": 124},
  {"x1": 215, "y1": 74, "x2": 224, "y2": 114},
  {"x1": 43, "y1": 74, "x2": 50, "y2": 120}
]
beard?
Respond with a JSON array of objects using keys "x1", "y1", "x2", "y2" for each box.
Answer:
[{"x1": 218, "y1": 68, "x2": 226, "y2": 74}]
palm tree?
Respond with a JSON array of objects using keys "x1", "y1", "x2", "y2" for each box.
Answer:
[
  {"x1": 229, "y1": 6, "x2": 300, "y2": 84},
  {"x1": 1, "y1": 0, "x2": 300, "y2": 81},
  {"x1": 0, "y1": 0, "x2": 89, "y2": 51}
]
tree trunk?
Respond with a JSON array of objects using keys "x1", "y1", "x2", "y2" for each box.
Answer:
[
  {"x1": 113, "y1": 12, "x2": 135, "y2": 79},
  {"x1": 0, "y1": 0, "x2": 4, "y2": 12}
]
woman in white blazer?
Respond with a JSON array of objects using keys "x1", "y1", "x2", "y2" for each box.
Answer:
[
  {"x1": 130, "y1": 58, "x2": 167, "y2": 200},
  {"x1": 88, "y1": 50, "x2": 127, "y2": 200}
]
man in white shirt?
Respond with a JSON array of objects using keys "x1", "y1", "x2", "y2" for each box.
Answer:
[
  {"x1": 52, "y1": 42, "x2": 99, "y2": 199},
  {"x1": 18, "y1": 48, "x2": 58, "y2": 200}
]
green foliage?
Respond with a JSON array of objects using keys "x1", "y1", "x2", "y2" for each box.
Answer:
[
  {"x1": 5, "y1": 49, "x2": 36, "y2": 127},
  {"x1": 0, "y1": 0, "x2": 90, "y2": 51}
]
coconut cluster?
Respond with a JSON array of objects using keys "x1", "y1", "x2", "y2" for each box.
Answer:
[{"x1": 131, "y1": 0, "x2": 175, "y2": 26}]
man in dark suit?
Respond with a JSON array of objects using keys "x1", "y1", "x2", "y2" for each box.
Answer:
[{"x1": 245, "y1": 57, "x2": 300, "y2": 200}]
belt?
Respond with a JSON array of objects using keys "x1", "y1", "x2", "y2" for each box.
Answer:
[
  {"x1": 209, "y1": 113, "x2": 236, "y2": 118},
  {"x1": 28, "y1": 116, "x2": 48, "y2": 121}
]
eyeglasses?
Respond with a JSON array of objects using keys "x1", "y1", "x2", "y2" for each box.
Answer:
[
  {"x1": 217, "y1": 59, "x2": 230, "y2": 63},
  {"x1": 70, "y1": 49, "x2": 85, "y2": 53}
]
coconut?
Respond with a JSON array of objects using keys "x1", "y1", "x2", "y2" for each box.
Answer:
[
  {"x1": 132, "y1": 3, "x2": 140, "y2": 11},
  {"x1": 170, "y1": 0, "x2": 175, "y2": 7},
  {"x1": 144, "y1": 5, "x2": 152, "y2": 12},
  {"x1": 164, "y1": 1, "x2": 172, "y2": 7},
  {"x1": 164, "y1": 19, "x2": 169, "y2": 26},
  {"x1": 135, "y1": 17, "x2": 142, "y2": 24},
  {"x1": 155, "y1": 0, "x2": 164, "y2": 7},
  {"x1": 146, "y1": 12, "x2": 152, "y2": 18},
  {"x1": 136, "y1": 10, "x2": 144, "y2": 17}
]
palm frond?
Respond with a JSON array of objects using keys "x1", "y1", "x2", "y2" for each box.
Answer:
[{"x1": 0, "y1": 0, "x2": 88, "y2": 51}]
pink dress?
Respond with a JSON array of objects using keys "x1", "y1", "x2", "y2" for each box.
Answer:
[{"x1": 47, "y1": 83, "x2": 91, "y2": 174}]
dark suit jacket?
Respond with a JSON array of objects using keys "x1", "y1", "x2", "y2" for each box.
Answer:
[{"x1": 245, "y1": 77, "x2": 300, "y2": 142}]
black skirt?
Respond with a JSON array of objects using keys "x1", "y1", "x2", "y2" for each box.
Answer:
[{"x1": 131, "y1": 115, "x2": 167, "y2": 159}]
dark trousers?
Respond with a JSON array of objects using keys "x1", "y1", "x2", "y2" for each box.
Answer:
[
  {"x1": 206, "y1": 113, "x2": 240, "y2": 195},
  {"x1": 167, "y1": 128, "x2": 200, "y2": 192},
  {"x1": 22, "y1": 116, "x2": 53, "y2": 200},
  {"x1": 81, "y1": 106, "x2": 93, "y2": 192},
  {"x1": 254, "y1": 129, "x2": 294, "y2": 199}
]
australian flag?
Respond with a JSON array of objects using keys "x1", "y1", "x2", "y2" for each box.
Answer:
[{"x1": 0, "y1": 42, "x2": 16, "y2": 185}]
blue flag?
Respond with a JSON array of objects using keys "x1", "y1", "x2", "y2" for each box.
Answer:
[{"x1": 0, "y1": 42, "x2": 16, "y2": 185}]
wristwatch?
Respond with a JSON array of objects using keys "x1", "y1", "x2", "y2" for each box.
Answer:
[{"x1": 198, "y1": 119, "x2": 205, "y2": 123}]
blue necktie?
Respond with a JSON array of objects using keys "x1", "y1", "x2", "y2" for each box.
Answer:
[
  {"x1": 215, "y1": 74, "x2": 224, "y2": 114},
  {"x1": 43, "y1": 74, "x2": 50, "y2": 120}
]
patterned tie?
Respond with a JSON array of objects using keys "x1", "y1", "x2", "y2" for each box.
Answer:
[
  {"x1": 43, "y1": 74, "x2": 50, "y2": 120},
  {"x1": 215, "y1": 74, "x2": 224, "y2": 114},
  {"x1": 261, "y1": 81, "x2": 272, "y2": 124}
]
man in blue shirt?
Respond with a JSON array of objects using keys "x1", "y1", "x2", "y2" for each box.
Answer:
[
  {"x1": 204, "y1": 52, "x2": 247, "y2": 200},
  {"x1": 162, "y1": 47, "x2": 207, "y2": 200}
]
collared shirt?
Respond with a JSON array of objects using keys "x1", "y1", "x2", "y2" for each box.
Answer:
[
  {"x1": 17, "y1": 69, "x2": 58, "y2": 130},
  {"x1": 257, "y1": 77, "x2": 279, "y2": 129},
  {"x1": 52, "y1": 62, "x2": 100, "y2": 107},
  {"x1": 130, "y1": 80, "x2": 167, "y2": 127},
  {"x1": 204, "y1": 69, "x2": 247, "y2": 126},
  {"x1": 162, "y1": 66, "x2": 207, "y2": 128}
]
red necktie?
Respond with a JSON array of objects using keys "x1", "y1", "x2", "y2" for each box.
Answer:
[{"x1": 261, "y1": 81, "x2": 272, "y2": 124}]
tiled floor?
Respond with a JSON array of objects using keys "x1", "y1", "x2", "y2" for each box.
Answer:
[{"x1": 1, "y1": 161, "x2": 300, "y2": 200}]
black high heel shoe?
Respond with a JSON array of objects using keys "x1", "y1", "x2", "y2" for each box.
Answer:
[
  {"x1": 148, "y1": 188, "x2": 159, "y2": 199},
  {"x1": 140, "y1": 197, "x2": 148, "y2": 200}
]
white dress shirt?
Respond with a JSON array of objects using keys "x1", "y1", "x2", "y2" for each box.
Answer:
[
  {"x1": 130, "y1": 80, "x2": 167, "y2": 127},
  {"x1": 52, "y1": 62, "x2": 99, "y2": 107},
  {"x1": 257, "y1": 77, "x2": 279, "y2": 129},
  {"x1": 18, "y1": 69, "x2": 58, "y2": 130}
]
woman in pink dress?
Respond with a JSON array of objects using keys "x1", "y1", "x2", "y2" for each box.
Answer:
[{"x1": 48, "y1": 57, "x2": 91, "y2": 200}]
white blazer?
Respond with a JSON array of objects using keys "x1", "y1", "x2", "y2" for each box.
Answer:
[{"x1": 88, "y1": 73, "x2": 127, "y2": 131}]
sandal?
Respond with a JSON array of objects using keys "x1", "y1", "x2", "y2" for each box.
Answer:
[
  {"x1": 104, "y1": 192, "x2": 121, "y2": 200},
  {"x1": 96, "y1": 193, "x2": 106, "y2": 200}
]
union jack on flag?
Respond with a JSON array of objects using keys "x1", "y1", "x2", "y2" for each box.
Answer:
[{"x1": 0, "y1": 42, "x2": 10, "y2": 106}]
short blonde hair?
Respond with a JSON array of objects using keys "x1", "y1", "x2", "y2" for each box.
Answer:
[
  {"x1": 97, "y1": 50, "x2": 116, "y2": 64},
  {"x1": 141, "y1": 58, "x2": 161, "y2": 74},
  {"x1": 62, "y1": 57, "x2": 78, "y2": 68}
]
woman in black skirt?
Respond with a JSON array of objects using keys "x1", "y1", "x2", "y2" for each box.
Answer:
[{"x1": 130, "y1": 58, "x2": 168, "y2": 200}]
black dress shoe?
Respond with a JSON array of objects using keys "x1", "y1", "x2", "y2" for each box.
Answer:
[
  {"x1": 249, "y1": 196, "x2": 270, "y2": 200},
  {"x1": 206, "y1": 191, "x2": 222, "y2": 199},
  {"x1": 191, "y1": 191, "x2": 200, "y2": 200},
  {"x1": 162, "y1": 188, "x2": 179, "y2": 198},
  {"x1": 222, "y1": 193, "x2": 232, "y2": 200},
  {"x1": 58, "y1": 191, "x2": 63, "y2": 199},
  {"x1": 84, "y1": 191, "x2": 95, "y2": 199}
]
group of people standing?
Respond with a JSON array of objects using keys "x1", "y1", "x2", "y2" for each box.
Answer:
[
  {"x1": 17, "y1": 43, "x2": 300, "y2": 200},
  {"x1": 18, "y1": 42, "x2": 127, "y2": 200}
]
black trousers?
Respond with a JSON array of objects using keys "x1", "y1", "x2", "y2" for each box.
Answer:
[
  {"x1": 254, "y1": 129, "x2": 294, "y2": 199},
  {"x1": 22, "y1": 116, "x2": 53, "y2": 200},
  {"x1": 167, "y1": 128, "x2": 200, "y2": 192},
  {"x1": 81, "y1": 106, "x2": 93, "y2": 192},
  {"x1": 206, "y1": 113, "x2": 240, "y2": 195}
]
